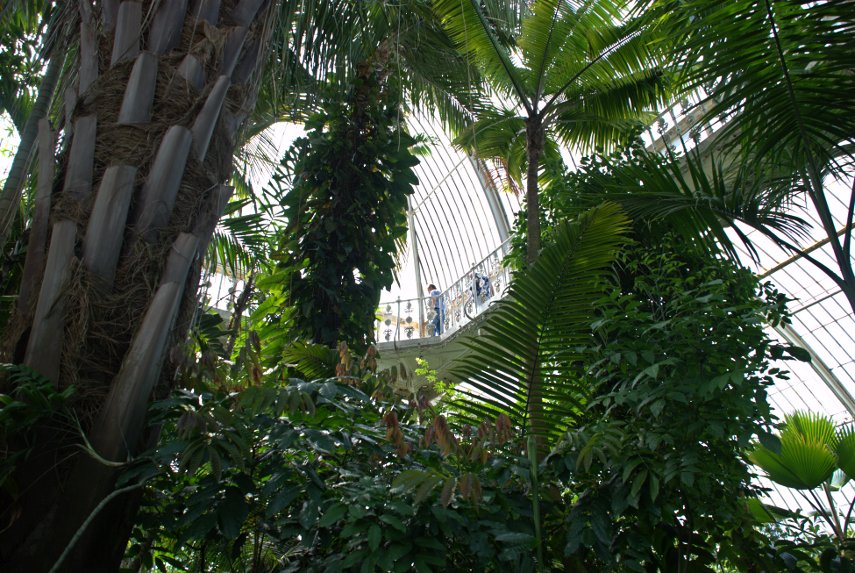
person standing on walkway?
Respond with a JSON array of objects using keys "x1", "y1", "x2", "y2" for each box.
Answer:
[{"x1": 427, "y1": 283, "x2": 444, "y2": 336}]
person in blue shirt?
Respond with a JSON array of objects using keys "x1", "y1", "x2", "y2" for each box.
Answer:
[{"x1": 426, "y1": 283, "x2": 444, "y2": 336}]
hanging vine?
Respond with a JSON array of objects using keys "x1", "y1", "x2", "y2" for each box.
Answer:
[{"x1": 261, "y1": 58, "x2": 419, "y2": 352}]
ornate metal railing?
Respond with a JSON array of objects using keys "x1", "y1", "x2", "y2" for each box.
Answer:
[{"x1": 375, "y1": 239, "x2": 512, "y2": 343}]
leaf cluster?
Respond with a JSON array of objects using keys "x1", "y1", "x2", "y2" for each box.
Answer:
[
  {"x1": 258, "y1": 64, "x2": 419, "y2": 353},
  {"x1": 551, "y1": 239, "x2": 798, "y2": 571},
  {"x1": 125, "y1": 370, "x2": 546, "y2": 572},
  {"x1": 0, "y1": 363, "x2": 73, "y2": 501},
  {"x1": 0, "y1": 0, "x2": 50, "y2": 132}
]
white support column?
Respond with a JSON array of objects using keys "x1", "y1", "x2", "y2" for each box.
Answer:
[{"x1": 408, "y1": 199, "x2": 425, "y2": 337}]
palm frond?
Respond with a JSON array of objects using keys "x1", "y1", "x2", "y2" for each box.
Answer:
[
  {"x1": 835, "y1": 423, "x2": 855, "y2": 481},
  {"x1": 448, "y1": 202, "x2": 631, "y2": 445},
  {"x1": 207, "y1": 199, "x2": 275, "y2": 279},
  {"x1": 517, "y1": 0, "x2": 579, "y2": 98},
  {"x1": 281, "y1": 341, "x2": 338, "y2": 380},
  {"x1": 749, "y1": 411, "x2": 838, "y2": 490},
  {"x1": 433, "y1": 0, "x2": 529, "y2": 106},
  {"x1": 565, "y1": 147, "x2": 811, "y2": 261},
  {"x1": 669, "y1": 0, "x2": 855, "y2": 172}
]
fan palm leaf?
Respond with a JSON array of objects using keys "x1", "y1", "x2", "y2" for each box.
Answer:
[
  {"x1": 835, "y1": 424, "x2": 855, "y2": 481},
  {"x1": 448, "y1": 202, "x2": 631, "y2": 445},
  {"x1": 749, "y1": 411, "x2": 838, "y2": 490}
]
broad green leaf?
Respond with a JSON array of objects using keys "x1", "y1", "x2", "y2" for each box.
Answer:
[
  {"x1": 265, "y1": 486, "x2": 302, "y2": 517},
  {"x1": 449, "y1": 203, "x2": 630, "y2": 445},
  {"x1": 319, "y1": 502, "x2": 348, "y2": 528},
  {"x1": 367, "y1": 524, "x2": 382, "y2": 552},
  {"x1": 750, "y1": 411, "x2": 838, "y2": 489},
  {"x1": 379, "y1": 513, "x2": 406, "y2": 532},
  {"x1": 217, "y1": 488, "x2": 250, "y2": 540}
]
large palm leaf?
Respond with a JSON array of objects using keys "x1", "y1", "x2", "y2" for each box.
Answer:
[
  {"x1": 663, "y1": 0, "x2": 855, "y2": 172},
  {"x1": 646, "y1": 0, "x2": 855, "y2": 313},
  {"x1": 835, "y1": 424, "x2": 855, "y2": 481},
  {"x1": 749, "y1": 411, "x2": 838, "y2": 490},
  {"x1": 564, "y1": 146, "x2": 813, "y2": 263},
  {"x1": 441, "y1": 0, "x2": 668, "y2": 152},
  {"x1": 436, "y1": 0, "x2": 670, "y2": 264},
  {"x1": 433, "y1": 0, "x2": 528, "y2": 104},
  {"x1": 260, "y1": 0, "x2": 483, "y2": 136},
  {"x1": 448, "y1": 202, "x2": 631, "y2": 445}
]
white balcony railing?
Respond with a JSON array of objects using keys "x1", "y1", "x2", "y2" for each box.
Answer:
[{"x1": 375, "y1": 240, "x2": 512, "y2": 344}]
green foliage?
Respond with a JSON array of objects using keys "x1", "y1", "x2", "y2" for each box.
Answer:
[
  {"x1": 552, "y1": 238, "x2": 792, "y2": 570},
  {"x1": 439, "y1": 0, "x2": 669, "y2": 164},
  {"x1": 258, "y1": 63, "x2": 419, "y2": 352},
  {"x1": 654, "y1": 0, "x2": 855, "y2": 174},
  {"x1": 761, "y1": 516, "x2": 855, "y2": 573},
  {"x1": 748, "y1": 411, "x2": 855, "y2": 571},
  {"x1": 0, "y1": 0, "x2": 50, "y2": 131},
  {"x1": 449, "y1": 202, "x2": 631, "y2": 445},
  {"x1": 207, "y1": 196, "x2": 277, "y2": 281},
  {"x1": 0, "y1": 363, "x2": 73, "y2": 497},
  {"x1": 125, "y1": 359, "x2": 544, "y2": 572},
  {"x1": 639, "y1": 0, "x2": 855, "y2": 314},
  {"x1": 534, "y1": 142, "x2": 812, "y2": 264},
  {"x1": 750, "y1": 412, "x2": 840, "y2": 490},
  {"x1": 127, "y1": 233, "x2": 798, "y2": 572},
  {"x1": 435, "y1": 0, "x2": 670, "y2": 262}
]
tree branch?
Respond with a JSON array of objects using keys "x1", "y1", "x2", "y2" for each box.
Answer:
[{"x1": 843, "y1": 174, "x2": 855, "y2": 261}]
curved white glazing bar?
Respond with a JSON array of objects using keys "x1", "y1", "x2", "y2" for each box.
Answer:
[{"x1": 390, "y1": 113, "x2": 521, "y2": 298}]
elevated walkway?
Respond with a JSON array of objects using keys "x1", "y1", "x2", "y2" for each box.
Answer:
[{"x1": 374, "y1": 240, "x2": 511, "y2": 390}]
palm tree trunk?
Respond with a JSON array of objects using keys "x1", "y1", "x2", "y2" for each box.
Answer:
[
  {"x1": 525, "y1": 115, "x2": 546, "y2": 446},
  {"x1": 0, "y1": 1, "x2": 275, "y2": 571},
  {"x1": 525, "y1": 115, "x2": 544, "y2": 266}
]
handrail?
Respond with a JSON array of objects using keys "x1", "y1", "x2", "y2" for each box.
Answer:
[{"x1": 375, "y1": 238, "x2": 512, "y2": 344}]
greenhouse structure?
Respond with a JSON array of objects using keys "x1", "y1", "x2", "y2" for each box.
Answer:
[{"x1": 0, "y1": 1, "x2": 853, "y2": 572}]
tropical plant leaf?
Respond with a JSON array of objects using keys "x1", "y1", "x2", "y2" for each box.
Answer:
[
  {"x1": 565, "y1": 145, "x2": 812, "y2": 263},
  {"x1": 281, "y1": 342, "x2": 339, "y2": 381},
  {"x1": 749, "y1": 411, "x2": 838, "y2": 490},
  {"x1": 448, "y1": 202, "x2": 631, "y2": 445},
  {"x1": 437, "y1": 0, "x2": 671, "y2": 171},
  {"x1": 661, "y1": 0, "x2": 855, "y2": 173},
  {"x1": 835, "y1": 423, "x2": 855, "y2": 481}
]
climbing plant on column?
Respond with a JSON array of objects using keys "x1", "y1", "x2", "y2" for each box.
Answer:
[{"x1": 256, "y1": 60, "x2": 419, "y2": 353}]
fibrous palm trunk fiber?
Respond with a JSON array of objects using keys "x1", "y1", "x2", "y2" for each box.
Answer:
[{"x1": 0, "y1": 1, "x2": 273, "y2": 570}]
